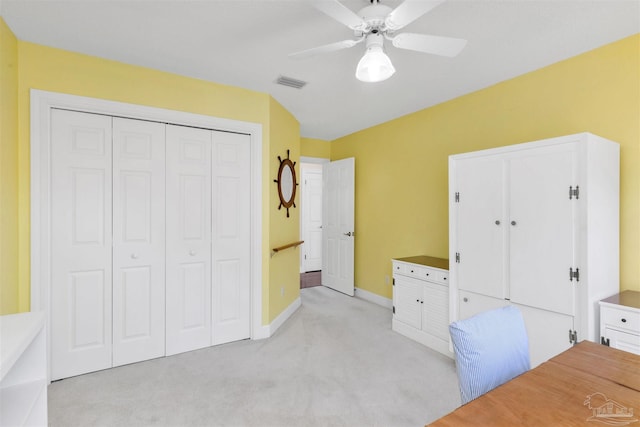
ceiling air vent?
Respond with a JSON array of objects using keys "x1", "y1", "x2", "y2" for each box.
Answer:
[{"x1": 276, "y1": 75, "x2": 307, "y2": 89}]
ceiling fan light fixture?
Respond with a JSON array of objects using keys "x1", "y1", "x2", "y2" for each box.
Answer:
[{"x1": 355, "y1": 44, "x2": 395, "y2": 83}]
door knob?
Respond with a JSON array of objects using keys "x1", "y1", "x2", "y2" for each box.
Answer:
[{"x1": 344, "y1": 232, "x2": 352, "y2": 237}]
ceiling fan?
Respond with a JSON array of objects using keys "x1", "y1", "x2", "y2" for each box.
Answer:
[{"x1": 290, "y1": 0, "x2": 467, "y2": 83}]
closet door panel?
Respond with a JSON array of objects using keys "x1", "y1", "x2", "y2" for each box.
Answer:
[
  {"x1": 50, "y1": 109, "x2": 113, "y2": 380},
  {"x1": 166, "y1": 125, "x2": 212, "y2": 356},
  {"x1": 212, "y1": 132, "x2": 251, "y2": 345},
  {"x1": 112, "y1": 117, "x2": 166, "y2": 367}
]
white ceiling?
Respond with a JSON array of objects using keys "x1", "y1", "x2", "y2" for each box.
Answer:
[{"x1": 2, "y1": 0, "x2": 639, "y2": 140}]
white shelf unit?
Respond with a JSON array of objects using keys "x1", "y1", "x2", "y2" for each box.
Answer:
[
  {"x1": 0, "y1": 312, "x2": 48, "y2": 427},
  {"x1": 392, "y1": 256, "x2": 452, "y2": 358}
]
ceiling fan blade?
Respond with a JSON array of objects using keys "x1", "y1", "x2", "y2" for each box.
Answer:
[
  {"x1": 392, "y1": 33, "x2": 467, "y2": 57},
  {"x1": 289, "y1": 39, "x2": 361, "y2": 59},
  {"x1": 385, "y1": 0, "x2": 446, "y2": 31},
  {"x1": 314, "y1": 0, "x2": 367, "y2": 30}
]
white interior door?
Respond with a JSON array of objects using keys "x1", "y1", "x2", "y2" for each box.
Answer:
[
  {"x1": 112, "y1": 117, "x2": 166, "y2": 367},
  {"x1": 301, "y1": 163, "x2": 323, "y2": 272},
  {"x1": 322, "y1": 158, "x2": 355, "y2": 296},
  {"x1": 211, "y1": 131, "x2": 251, "y2": 345},
  {"x1": 165, "y1": 125, "x2": 212, "y2": 356},
  {"x1": 50, "y1": 109, "x2": 113, "y2": 380}
]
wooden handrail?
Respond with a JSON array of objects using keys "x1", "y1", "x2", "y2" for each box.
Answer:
[{"x1": 272, "y1": 240, "x2": 304, "y2": 255}]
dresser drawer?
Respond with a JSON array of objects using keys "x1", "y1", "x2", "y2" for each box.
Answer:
[
  {"x1": 392, "y1": 262, "x2": 407, "y2": 275},
  {"x1": 436, "y1": 271, "x2": 449, "y2": 286},
  {"x1": 601, "y1": 305, "x2": 640, "y2": 332}
]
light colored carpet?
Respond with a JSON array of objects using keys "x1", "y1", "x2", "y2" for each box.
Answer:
[{"x1": 48, "y1": 286, "x2": 460, "y2": 426}]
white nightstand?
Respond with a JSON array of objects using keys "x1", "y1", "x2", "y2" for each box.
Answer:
[{"x1": 599, "y1": 290, "x2": 640, "y2": 355}]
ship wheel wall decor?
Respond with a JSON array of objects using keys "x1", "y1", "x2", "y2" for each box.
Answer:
[{"x1": 274, "y1": 150, "x2": 299, "y2": 217}]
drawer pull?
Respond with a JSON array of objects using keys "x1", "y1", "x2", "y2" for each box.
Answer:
[
  {"x1": 621, "y1": 318, "x2": 627, "y2": 323},
  {"x1": 410, "y1": 270, "x2": 414, "y2": 273}
]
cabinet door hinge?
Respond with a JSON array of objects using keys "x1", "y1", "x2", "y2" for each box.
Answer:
[
  {"x1": 455, "y1": 192, "x2": 460, "y2": 203},
  {"x1": 569, "y1": 185, "x2": 580, "y2": 200},
  {"x1": 392, "y1": 278, "x2": 395, "y2": 286},
  {"x1": 455, "y1": 252, "x2": 461, "y2": 263},
  {"x1": 304, "y1": 254, "x2": 307, "y2": 260},
  {"x1": 569, "y1": 267, "x2": 580, "y2": 282},
  {"x1": 600, "y1": 336, "x2": 610, "y2": 347},
  {"x1": 393, "y1": 306, "x2": 395, "y2": 314},
  {"x1": 569, "y1": 329, "x2": 578, "y2": 344}
]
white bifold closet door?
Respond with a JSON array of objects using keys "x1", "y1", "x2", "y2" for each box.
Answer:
[
  {"x1": 164, "y1": 127, "x2": 251, "y2": 352},
  {"x1": 165, "y1": 125, "x2": 213, "y2": 356},
  {"x1": 51, "y1": 109, "x2": 114, "y2": 380},
  {"x1": 51, "y1": 109, "x2": 251, "y2": 380},
  {"x1": 111, "y1": 117, "x2": 166, "y2": 367},
  {"x1": 210, "y1": 131, "x2": 251, "y2": 346}
]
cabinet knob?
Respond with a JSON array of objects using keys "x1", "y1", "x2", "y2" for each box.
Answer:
[
  {"x1": 131, "y1": 253, "x2": 139, "y2": 259},
  {"x1": 495, "y1": 220, "x2": 500, "y2": 225},
  {"x1": 416, "y1": 299, "x2": 420, "y2": 303},
  {"x1": 410, "y1": 270, "x2": 414, "y2": 273},
  {"x1": 511, "y1": 220, "x2": 517, "y2": 226},
  {"x1": 463, "y1": 297, "x2": 468, "y2": 302},
  {"x1": 621, "y1": 318, "x2": 627, "y2": 323}
]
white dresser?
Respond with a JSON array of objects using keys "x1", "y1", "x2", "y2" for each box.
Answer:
[
  {"x1": 599, "y1": 291, "x2": 640, "y2": 355},
  {"x1": 392, "y1": 256, "x2": 452, "y2": 358},
  {"x1": 0, "y1": 312, "x2": 48, "y2": 426}
]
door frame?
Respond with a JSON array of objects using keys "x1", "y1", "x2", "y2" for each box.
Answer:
[{"x1": 30, "y1": 90, "x2": 264, "y2": 376}]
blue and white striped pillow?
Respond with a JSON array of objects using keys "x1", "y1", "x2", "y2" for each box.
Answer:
[{"x1": 449, "y1": 305, "x2": 530, "y2": 405}]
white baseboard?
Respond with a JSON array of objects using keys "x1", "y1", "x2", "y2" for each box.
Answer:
[
  {"x1": 253, "y1": 296, "x2": 302, "y2": 340},
  {"x1": 355, "y1": 287, "x2": 392, "y2": 309}
]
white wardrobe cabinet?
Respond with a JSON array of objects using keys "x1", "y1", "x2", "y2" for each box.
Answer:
[
  {"x1": 449, "y1": 133, "x2": 619, "y2": 368},
  {"x1": 50, "y1": 109, "x2": 251, "y2": 380}
]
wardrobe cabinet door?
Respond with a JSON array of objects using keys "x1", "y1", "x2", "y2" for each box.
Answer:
[
  {"x1": 454, "y1": 156, "x2": 505, "y2": 299},
  {"x1": 51, "y1": 109, "x2": 113, "y2": 380},
  {"x1": 112, "y1": 118, "x2": 166, "y2": 367},
  {"x1": 165, "y1": 125, "x2": 213, "y2": 356},
  {"x1": 509, "y1": 145, "x2": 576, "y2": 316}
]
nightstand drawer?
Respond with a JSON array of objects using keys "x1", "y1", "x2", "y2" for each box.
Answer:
[{"x1": 601, "y1": 306, "x2": 640, "y2": 332}]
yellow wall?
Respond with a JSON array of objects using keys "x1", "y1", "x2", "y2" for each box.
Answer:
[
  {"x1": 268, "y1": 98, "x2": 302, "y2": 322},
  {"x1": 332, "y1": 34, "x2": 640, "y2": 298},
  {"x1": 2, "y1": 29, "x2": 301, "y2": 322},
  {"x1": 301, "y1": 137, "x2": 331, "y2": 159},
  {"x1": 0, "y1": 18, "x2": 19, "y2": 314}
]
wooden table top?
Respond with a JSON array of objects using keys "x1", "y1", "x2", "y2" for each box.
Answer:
[{"x1": 429, "y1": 341, "x2": 640, "y2": 426}]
